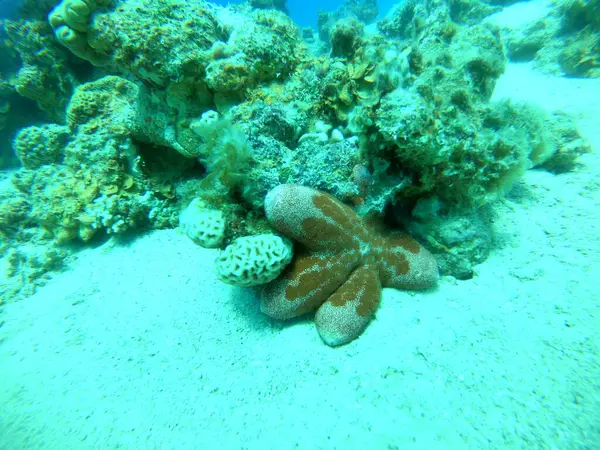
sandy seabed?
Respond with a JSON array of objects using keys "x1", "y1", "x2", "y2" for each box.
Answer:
[{"x1": 1, "y1": 51, "x2": 599, "y2": 450}]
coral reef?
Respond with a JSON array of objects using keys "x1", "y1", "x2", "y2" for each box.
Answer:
[
  {"x1": 261, "y1": 184, "x2": 438, "y2": 346},
  {"x1": 403, "y1": 197, "x2": 493, "y2": 280},
  {"x1": 249, "y1": 0, "x2": 288, "y2": 14},
  {"x1": 318, "y1": 0, "x2": 378, "y2": 46},
  {"x1": 18, "y1": 0, "x2": 71, "y2": 20},
  {"x1": 2, "y1": 18, "x2": 78, "y2": 121},
  {"x1": 13, "y1": 124, "x2": 69, "y2": 169},
  {"x1": 330, "y1": 18, "x2": 365, "y2": 59},
  {"x1": 1, "y1": 75, "x2": 199, "y2": 299},
  {"x1": 538, "y1": 111, "x2": 591, "y2": 172},
  {"x1": 0, "y1": 85, "x2": 10, "y2": 133},
  {"x1": 85, "y1": 0, "x2": 226, "y2": 84},
  {"x1": 0, "y1": 0, "x2": 592, "y2": 304},
  {"x1": 8, "y1": 75, "x2": 177, "y2": 243},
  {"x1": 49, "y1": 0, "x2": 305, "y2": 108},
  {"x1": 49, "y1": 0, "x2": 105, "y2": 64},
  {"x1": 499, "y1": 0, "x2": 600, "y2": 77}
]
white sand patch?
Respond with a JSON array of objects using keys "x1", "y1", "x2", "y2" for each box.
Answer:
[{"x1": 1, "y1": 64, "x2": 599, "y2": 448}]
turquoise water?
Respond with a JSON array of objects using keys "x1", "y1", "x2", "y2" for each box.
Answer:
[{"x1": 0, "y1": 0, "x2": 599, "y2": 448}]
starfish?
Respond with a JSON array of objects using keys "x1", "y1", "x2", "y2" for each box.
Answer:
[{"x1": 261, "y1": 184, "x2": 439, "y2": 346}]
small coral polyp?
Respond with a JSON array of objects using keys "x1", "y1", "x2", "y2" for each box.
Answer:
[{"x1": 261, "y1": 184, "x2": 439, "y2": 347}]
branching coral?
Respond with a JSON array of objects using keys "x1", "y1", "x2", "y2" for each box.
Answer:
[{"x1": 261, "y1": 184, "x2": 438, "y2": 346}]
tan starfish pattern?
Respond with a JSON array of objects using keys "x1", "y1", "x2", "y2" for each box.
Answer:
[{"x1": 261, "y1": 184, "x2": 439, "y2": 346}]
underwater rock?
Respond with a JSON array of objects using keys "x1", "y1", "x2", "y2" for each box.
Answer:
[
  {"x1": 405, "y1": 196, "x2": 493, "y2": 280},
  {"x1": 498, "y1": 0, "x2": 600, "y2": 77},
  {"x1": 240, "y1": 132, "x2": 362, "y2": 210},
  {"x1": 318, "y1": 0, "x2": 378, "y2": 45},
  {"x1": 49, "y1": 0, "x2": 111, "y2": 65},
  {"x1": 330, "y1": 18, "x2": 364, "y2": 59},
  {"x1": 3, "y1": 18, "x2": 78, "y2": 121},
  {"x1": 448, "y1": 0, "x2": 502, "y2": 25},
  {"x1": 7, "y1": 75, "x2": 190, "y2": 247},
  {"x1": 0, "y1": 97, "x2": 9, "y2": 132},
  {"x1": 537, "y1": 111, "x2": 592, "y2": 173},
  {"x1": 205, "y1": 9, "x2": 304, "y2": 100},
  {"x1": 249, "y1": 0, "x2": 288, "y2": 14},
  {"x1": 13, "y1": 124, "x2": 69, "y2": 169}
]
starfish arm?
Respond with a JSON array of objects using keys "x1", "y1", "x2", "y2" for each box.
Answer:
[
  {"x1": 261, "y1": 250, "x2": 359, "y2": 320},
  {"x1": 264, "y1": 184, "x2": 370, "y2": 252},
  {"x1": 315, "y1": 265, "x2": 381, "y2": 347},
  {"x1": 375, "y1": 233, "x2": 439, "y2": 290}
]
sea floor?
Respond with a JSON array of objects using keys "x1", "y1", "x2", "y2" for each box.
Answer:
[{"x1": 1, "y1": 61, "x2": 599, "y2": 449}]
